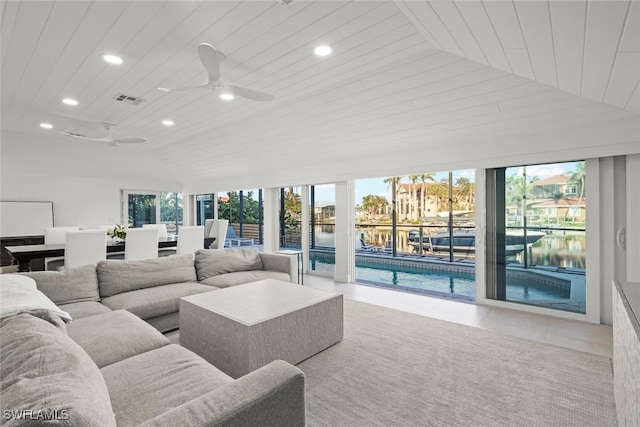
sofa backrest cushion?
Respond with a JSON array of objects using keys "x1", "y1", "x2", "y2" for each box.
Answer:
[
  {"x1": 22, "y1": 264, "x2": 100, "y2": 305},
  {"x1": 195, "y1": 248, "x2": 264, "y2": 281},
  {"x1": 0, "y1": 313, "x2": 117, "y2": 426},
  {"x1": 97, "y1": 254, "x2": 197, "y2": 298}
]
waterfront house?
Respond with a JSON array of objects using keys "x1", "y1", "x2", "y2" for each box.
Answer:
[{"x1": 1, "y1": 1, "x2": 638, "y2": 424}]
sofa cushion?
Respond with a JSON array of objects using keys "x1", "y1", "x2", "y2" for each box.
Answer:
[
  {"x1": 96, "y1": 254, "x2": 197, "y2": 298},
  {"x1": 0, "y1": 313, "x2": 116, "y2": 426},
  {"x1": 195, "y1": 247, "x2": 264, "y2": 281},
  {"x1": 101, "y1": 344, "x2": 232, "y2": 427},
  {"x1": 200, "y1": 270, "x2": 291, "y2": 288},
  {"x1": 59, "y1": 301, "x2": 112, "y2": 320},
  {"x1": 67, "y1": 310, "x2": 170, "y2": 368},
  {"x1": 100, "y1": 282, "x2": 213, "y2": 320},
  {"x1": 23, "y1": 264, "x2": 100, "y2": 305}
]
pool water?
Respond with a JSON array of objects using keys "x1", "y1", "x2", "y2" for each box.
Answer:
[{"x1": 310, "y1": 257, "x2": 571, "y2": 303}]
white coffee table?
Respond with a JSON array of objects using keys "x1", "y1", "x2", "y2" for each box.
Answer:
[{"x1": 179, "y1": 279, "x2": 343, "y2": 378}]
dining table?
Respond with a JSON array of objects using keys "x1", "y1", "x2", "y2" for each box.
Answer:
[{"x1": 4, "y1": 236, "x2": 214, "y2": 272}]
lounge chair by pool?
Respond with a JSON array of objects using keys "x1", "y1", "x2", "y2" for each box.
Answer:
[{"x1": 226, "y1": 226, "x2": 254, "y2": 247}]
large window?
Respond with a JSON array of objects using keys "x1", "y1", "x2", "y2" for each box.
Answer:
[
  {"x1": 195, "y1": 194, "x2": 215, "y2": 226},
  {"x1": 218, "y1": 190, "x2": 263, "y2": 244},
  {"x1": 122, "y1": 190, "x2": 183, "y2": 233},
  {"x1": 279, "y1": 187, "x2": 302, "y2": 249},
  {"x1": 487, "y1": 161, "x2": 586, "y2": 313},
  {"x1": 125, "y1": 192, "x2": 158, "y2": 228},
  {"x1": 160, "y1": 192, "x2": 183, "y2": 234},
  {"x1": 309, "y1": 184, "x2": 335, "y2": 276}
]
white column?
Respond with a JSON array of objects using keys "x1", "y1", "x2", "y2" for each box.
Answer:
[
  {"x1": 184, "y1": 194, "x2": 194, "y2": 226},
  {"x1": 585, "y1": 158, "x2": 601, "y2": 323},
  {"x1": 474, "y1": 169, "x2": 486, "y2": 304},
  {"x1": 627, "y1": 154, "x2": 640, "y2": 282},
  {"x1": 301, "y1": 185, "x2": 310, "y2": 274},
  {"x1": 335, "y1": 180, "x2": 355, "y2": 283},
  {"x1": 263, "y1": 187, "x2": 280, "y2": 253}
]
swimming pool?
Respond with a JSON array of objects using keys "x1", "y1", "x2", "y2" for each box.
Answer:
[{"x1": 309, "y1": 253, "x2": 572, "y2": 304}]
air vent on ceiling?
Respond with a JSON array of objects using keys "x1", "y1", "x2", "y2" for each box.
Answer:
[{"x1": 113, "y1": 93, "x2": 145, "y2": 105}]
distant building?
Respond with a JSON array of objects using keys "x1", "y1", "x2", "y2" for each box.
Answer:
[
  {"x1": 529, "y1": 174, "x2": 580, "y2": 199},
  {"x1": 519, "y1": 175, "x2": 585, "y2": 223},
  {"x1": 314, "y1": 203, "x2": 335, "y2": 222}
]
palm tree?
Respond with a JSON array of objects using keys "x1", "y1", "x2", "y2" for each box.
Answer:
[
  {"x1": 454, "y1": 177, "x2": 472, "y2": 210},
  {"x1": 569, "y1": 161, "x2": 586, "y2": 205},
  {"x1": 384, "y1": 176, "x2": 402, "y2": 219},
  {"x1": 408, "y1": 174, "x2": 420, "y2": 221},
  {"x1": 419, "y1": 173, "x2": 436, "y2": 218}
]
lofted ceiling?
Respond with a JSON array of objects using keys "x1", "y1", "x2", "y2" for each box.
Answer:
[{"x1": 1, "y1": 0, "x2": 639, "y2": 191}]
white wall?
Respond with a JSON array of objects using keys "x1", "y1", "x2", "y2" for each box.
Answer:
[{"x1": 0, "y1": 171, "x2": 180, "y2": 231}]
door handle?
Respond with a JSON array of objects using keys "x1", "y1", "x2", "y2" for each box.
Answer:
[{"x1": 616, "y1": 227, "x2": 626, "y2": 249}]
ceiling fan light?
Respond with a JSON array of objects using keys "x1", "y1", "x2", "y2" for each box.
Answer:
[
  {"x1": 62, "y1": 98, "x2": 78, "y2": 106},
  {"x1": 39, "y1": 123, "x2": 53, "y2": 129},
  {"x1": 219, "y1": 92, "x2": 234, "y2": 101},
  {"x1": 103, "y1": 54, "x2": 123, "y2": 65},
  {"x1": 314, "y1": 45, "x2": 332, "y2": 57}
]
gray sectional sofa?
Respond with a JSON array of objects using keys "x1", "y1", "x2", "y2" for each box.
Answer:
[
  {"x1": 1, "y1": 248, "x2": 305, "y2": 426},
  {"x1": 24, "y1": 247, "x2": 295, "y2": 332}
]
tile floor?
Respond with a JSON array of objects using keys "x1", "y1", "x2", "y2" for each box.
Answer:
[{"x1": 304, "y1": 274, "x2": 613, "y2": 358}]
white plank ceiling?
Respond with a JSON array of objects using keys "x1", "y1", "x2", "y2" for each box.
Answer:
[{"x1": 1, "y1": 0, "x2": 639, "y2": 190}]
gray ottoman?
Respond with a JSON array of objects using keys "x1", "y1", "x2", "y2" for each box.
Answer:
[{"x1": 180, "y1": 279, "x2": 343, "y2": 378}]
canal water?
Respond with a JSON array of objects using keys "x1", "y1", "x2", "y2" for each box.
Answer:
[{"x1": 311, "y1": 225, "x2": 586, "y2": 270}]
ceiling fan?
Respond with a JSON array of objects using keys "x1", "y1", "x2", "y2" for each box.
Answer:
[
  {"x1": 59, "y1": 123, "x2": 148, "y2": 146},
  {"x1": 158, "y1": 43, "x2": 275, "y2": 102}
]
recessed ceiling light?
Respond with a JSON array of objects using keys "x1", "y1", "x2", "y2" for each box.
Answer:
[
  {"x1": 219, "y1": 92, "x2": 234, "y2": 101},
  {"x1": 162, "y1": 119, "x2": 174, "y2": 126},
  {"x1": 39, "y1": 123, "x2": 53, "y2": 129},
  {"x1": 62, "y1": 98, "x2": 78, "y2": 106},
  {"x1": 103, "y1": 54, "x2": 123, "y2": 65},
  {"x1": 314, "y1": 45, "x2": 332, "y2": 57}
]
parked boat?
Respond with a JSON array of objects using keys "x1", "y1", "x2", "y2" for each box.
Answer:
[{"x1": 408, "y1": 229, "x2": 545, "y2": 256}]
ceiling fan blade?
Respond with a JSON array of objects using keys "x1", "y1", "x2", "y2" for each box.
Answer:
[
  {"x1": 198, "y1": 43, "x2": 221, "y2": 83},
  {"x1": 59, "y1": 131, "x2": 104, "y2": 141},
  {"x1": 112, "y1": 137, "x2": 148, "y2": 144},
  {"x1": 158, "y1": 84, "x2": 208, "y2": 92},
  {"x1": 229, "y1": 85, "x2": 275, "y2": 102}
]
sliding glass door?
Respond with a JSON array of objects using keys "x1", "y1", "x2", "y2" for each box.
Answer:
[{"x1": 487, "y1": 161, "x2": 587, "y2": 313}]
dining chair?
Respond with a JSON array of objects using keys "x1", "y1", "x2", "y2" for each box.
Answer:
[
  {"x1": 96, "y1": 225, "x2": 126, "y2": 259},
  {"x1": 125, "y1": 228, "x2": 159, "y2": 260},
  {"x1": 143, "y1": 223, "x2": 176, "y2": 256},
  {"x1": 64, "y1": 229, "x2": 107, "y2": 268},
  {"x1": 205, "y1": 219, "x2": 229, "y2": 249},
  {"x1": 142, "y1": 223, "x2": 168, "y2": 238},
  {"x1": 176, "y1": 226, "x2": 204, "y2": 257},
  {"x1": 44, "y1": 226, "x2": 80, "y2": 270}
]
